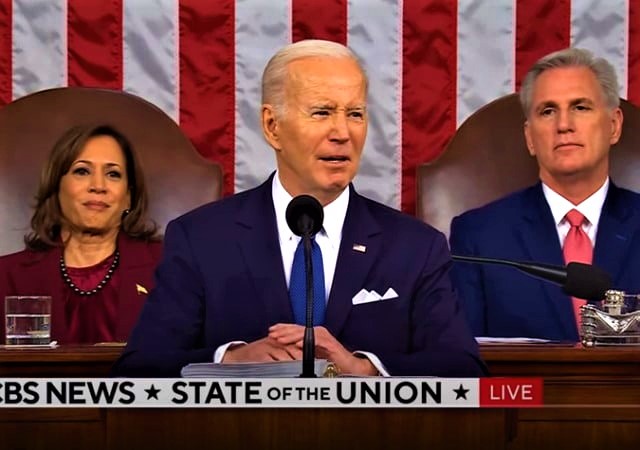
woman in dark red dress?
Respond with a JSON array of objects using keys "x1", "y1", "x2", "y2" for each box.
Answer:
[{"x1": 0, "y1": 124, "x2": 162, "y2": 344}]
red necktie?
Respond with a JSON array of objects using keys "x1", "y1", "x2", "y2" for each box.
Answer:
[{"x1": 562, "y1": 209, "x2": 593, "y2": 332}]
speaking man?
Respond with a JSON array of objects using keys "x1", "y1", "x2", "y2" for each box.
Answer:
[{"x1": 113, "y1": 39, "x2": 484, "y2": 377}]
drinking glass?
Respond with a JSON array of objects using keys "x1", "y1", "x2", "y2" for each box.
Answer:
[{"x1": 4, "y1": 296, "x2": 51, "y2": 345}]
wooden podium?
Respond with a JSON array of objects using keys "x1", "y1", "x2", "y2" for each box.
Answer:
[{"x1": 0, "y1": 345, "x2": 639, "y2": 449}]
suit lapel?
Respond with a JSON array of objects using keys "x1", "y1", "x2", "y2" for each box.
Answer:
[
  {"x1": 324, "y1": 188, "x2": 382, "y2": 336},
  {"x1": 516, "y1": 184, "x2": 575, "y2": 335},
  {"x1": 115, "y1": 235, "x2": 158, "y2": 340},
  {"x1": 594, "y1": 184, "x2": 640, "y2": 284},
  {"x1": 235, "y1": 177, "x2": 292, "y2": 325}
]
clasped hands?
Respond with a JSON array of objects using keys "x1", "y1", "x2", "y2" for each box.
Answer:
[{"x1": 222, "y1": 324, "x2": 377, "y2": 376}]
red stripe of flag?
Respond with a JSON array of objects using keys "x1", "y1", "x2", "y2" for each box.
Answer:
[
  {"x1": 292, "y1": 0, "x2": 347, "y2": 44},
  {"x1": 179, "y1": 0, "x2": 235, "y2": 197},
  {"x1": 480, "y1": 378, "x2": 544, "y2": 407},
  {"x1": 0, "y1": 0, "x2": 11, "y2": 106},
  {"x1": 402, "y1": 0, "x2": 458, "y2": 214},
  {"x1": 68, "y1": 0, "x2": 123, "y2": 89},
  {"x1": 515, "y1": 0, "x2": 571, "y2": 90},
  {"x1": 628, "y1": 1, "x2": 640, "y2": 106}
]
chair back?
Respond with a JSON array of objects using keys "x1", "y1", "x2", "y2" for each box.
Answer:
[
  {"x1": 417, "y1": 93, "x2": 640, "y2": 237},
  {"x1": 0, "y1": 87, "x2": 222, "y2": 255}
]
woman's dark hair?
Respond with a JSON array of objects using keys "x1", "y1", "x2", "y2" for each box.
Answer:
[{"x1": 25, "y1": 124, "x2": 158, "y2": 250}]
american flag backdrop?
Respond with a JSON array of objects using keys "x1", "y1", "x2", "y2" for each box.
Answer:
[{"x1": 1, "y1": 0, "x2": 639, "y2": 215}]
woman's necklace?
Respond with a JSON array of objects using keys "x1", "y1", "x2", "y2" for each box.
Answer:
[{"x1": 59, "y1": 250, "x2": 120, "y2": 296}]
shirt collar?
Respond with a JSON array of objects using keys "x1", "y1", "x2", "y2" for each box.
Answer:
[
  {"x1": 542, "y1": 177, "x2": 609, "y2": 226},
  {"x1": 272, "y1": 171, "x2": 349, "y2": 247}
]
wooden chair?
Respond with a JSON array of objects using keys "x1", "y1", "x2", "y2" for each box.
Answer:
[
  {"x1": 0, "y1": 87, "x2": 222, "y2": 256},
  {"x1": 417, "y1": 93, "x2": 640, "y2": 237}
]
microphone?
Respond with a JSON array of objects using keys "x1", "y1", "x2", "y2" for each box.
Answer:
[
  {"x1": 285, "y1": 195, "x2": 324, "y2": 378},
  {"x1": 452, "y1": 255, "x2": 611, "y2": 301},
  {"x1": 286, "y1": 195, "x2": 323, "y2": 237}
]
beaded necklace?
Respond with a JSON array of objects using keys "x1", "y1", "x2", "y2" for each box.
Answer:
[{"x1": 59, "y1": 250, "x2": 120, "y2": 296}]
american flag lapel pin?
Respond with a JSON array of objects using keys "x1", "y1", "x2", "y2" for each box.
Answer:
[
  {"x1": 352, "y1": 243, "x2": 367, "y2": 253},
  {"x1": 136, "y1": 283, "x2": 148, "y2": 295}
]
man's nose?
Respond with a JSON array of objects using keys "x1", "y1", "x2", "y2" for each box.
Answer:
[
  {"x1": 556, "y1": 109, "x2": 575, "y2": 133},
  {"x1": 329, "y1": 112, "x2": 350, "y2": 142}
]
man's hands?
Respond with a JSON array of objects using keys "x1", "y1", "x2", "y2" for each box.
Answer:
[
  {"x1": 221, "y1": 337, "x2": 302, "y2": 363},
  {"x1": 269, "y1": 324, "x2": 378, "y2": 376},
  {"x1": 222, "y1": 324, "x2": 378, "y2": 375}
]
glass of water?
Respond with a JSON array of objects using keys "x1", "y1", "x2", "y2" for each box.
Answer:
[{"x1": 4, "y1": 296, "x2": 51, "y2": 345}]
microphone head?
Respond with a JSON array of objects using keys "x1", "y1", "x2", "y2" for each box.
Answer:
[
  {"x1": 563, "y1": 262, "x2": 611, "y2": 301},
  {"x1": 285, "y1": 195, "x2": 324, "y2": 236}
]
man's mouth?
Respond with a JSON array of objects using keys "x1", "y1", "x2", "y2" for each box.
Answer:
[
  {"x1": 555, "y1": 143, "x2": 582, "y2": 150},
  {"x1": 319, "y1": 155, "x2": 350, "y2": 162}
]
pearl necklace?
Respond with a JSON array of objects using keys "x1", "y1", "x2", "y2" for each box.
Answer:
[{"x1": 59, "y1": 250, "x2": 120, "y2": 296}]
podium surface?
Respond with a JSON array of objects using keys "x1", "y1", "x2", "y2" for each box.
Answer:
[{"x1": 1, "y1": 344, "x2": 639, "y2": 449}]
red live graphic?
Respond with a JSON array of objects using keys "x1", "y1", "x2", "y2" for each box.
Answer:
[{"x1": 479, "y1": 378, "x2": 543, "y2": 407}]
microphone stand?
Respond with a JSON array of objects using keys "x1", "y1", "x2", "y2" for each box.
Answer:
[
  {"x1": 300, "y1": 231, "x2": 316, "y2": 378},
  {"x1": 285, "y1": 195, "x2": 324, "y2": 378}
]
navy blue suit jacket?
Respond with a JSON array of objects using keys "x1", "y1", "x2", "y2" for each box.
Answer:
[
  {"x1": 449, "y1": 182, "x2": 640, "y2": 341},
  {"x1": 113, "y1": 177, "x2": 484, "y2": 377}
]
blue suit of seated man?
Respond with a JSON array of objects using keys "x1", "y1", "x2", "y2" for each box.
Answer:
[
  {"x1": 449, "y1": 47, "x2": 640, "y2": 342},
  {"x1": 450, "y1": 182, "x2": 640, "y2": 341}
]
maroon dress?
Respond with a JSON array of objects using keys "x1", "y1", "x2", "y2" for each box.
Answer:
[
  {"x1": 0, "y1": 234, "x2": 162, "y2": 344},
  {"x1": 64, "y1": 253, "x2": 120, "y2": 343}
]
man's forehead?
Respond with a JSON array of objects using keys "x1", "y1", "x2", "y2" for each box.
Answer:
[
  {"x1": 287, "y1": 57, "x2": 364, "y2": 82},
  {"x1": 532, "y1": 66, "x2": 604, "y2": 102},
  {"x1": 286, "y1": 72, "x2": 365, "y2": 105}
]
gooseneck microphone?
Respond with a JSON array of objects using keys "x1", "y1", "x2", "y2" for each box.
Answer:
[
  {"x1": 452, "y1": 255, "x2": 611, "y2": 301},
  {"x1": 285, "y1": 195, "x2": 324, "y2": 378}
]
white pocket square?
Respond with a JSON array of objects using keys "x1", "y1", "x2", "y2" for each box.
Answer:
[{"x1": 352, "y1": 288, "x2": 399, "y2": 305}]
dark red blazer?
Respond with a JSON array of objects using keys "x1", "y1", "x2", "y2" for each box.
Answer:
[{"x1": 0, "y1": 234, "x2": 162, "y2": 344}]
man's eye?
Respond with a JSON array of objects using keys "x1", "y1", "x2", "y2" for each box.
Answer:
[
  {"x1": 540, "y1": 108, "x2": 554, "y2": 116},
  {"x1": 312, "y1": 110, "x2": 330, "y2": 117},
  {"x1": 349, "y1": 111, "x2": 364, "y2": 119},
  {"x1": 575, "y1": 104, "x2": 591, "y2": 111}
]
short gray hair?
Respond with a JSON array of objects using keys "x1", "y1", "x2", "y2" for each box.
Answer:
[
  {"x1": 519, "y1": 48, "x2": 620, "y2": 117},
  {"x1": 261, "y1": 39, "x2": 368, "y2": 116}
]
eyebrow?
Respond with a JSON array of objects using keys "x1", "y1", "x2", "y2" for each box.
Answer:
[
  {"x1": 536, "y1": 97, "x2": 594, "y2": 110},
  {"x1": 310, "y1": 104, "x2": 367, "y2": 110},
  {"x1": 73, "y1": 160, "x2": 123, "y2": 168},
  {"x1": 570, "y1": 97, "x2": 594, "y2": 106}
]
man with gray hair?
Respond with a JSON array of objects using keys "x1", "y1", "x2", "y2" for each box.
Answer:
[
  {"x1": 114, "y1": 39, "x2": 484, "y2": 377},
  {"x1": 449, "y1": 48, "x2": 640, "y2": 342}
]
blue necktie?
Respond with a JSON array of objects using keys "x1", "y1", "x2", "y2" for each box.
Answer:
[{"x1": 289, "y1": 237, "x2": 326, "y2": 326}]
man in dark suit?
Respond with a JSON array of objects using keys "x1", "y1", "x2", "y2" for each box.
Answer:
[
  {"x1": 113, "y1": 39, "x2": 484, "y2": 377},
  {"x1": 450, "y1": 48, "x2": 640, "y2": 341}
]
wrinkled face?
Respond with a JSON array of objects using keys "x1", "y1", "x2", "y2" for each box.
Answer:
[
  {"x1": 524, "y1": 66, "x2": 622, "y2": 185},
  {"x1": 58, "y1": 135, "x2": 131, "y2": 235},
  {"x1": 262, "y1": 56, "x2": 368, "y2": 205}
]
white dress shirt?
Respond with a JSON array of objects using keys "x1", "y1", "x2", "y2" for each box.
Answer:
[
  {"x1": 542, "y1": 178, "x2": 609, "y2": 248},
  {"x1": 272, "y1": 172, "x2": 347, "y2": 301}
]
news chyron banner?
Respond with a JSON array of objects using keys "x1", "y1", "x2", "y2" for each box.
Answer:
[{"x1": 0, "y1": 378, "x2": 542, "y2": 408}]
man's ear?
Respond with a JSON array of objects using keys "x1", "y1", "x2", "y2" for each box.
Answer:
[
  {"x1": 524, "y1": 121, "x2": 536, "y2": 156},
  {"x1": 262, "y1": 104, "x2": 281, "y2": 150},
  {"x1": 609, "y1": 107, "x2": 623, "y2": 146}
]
